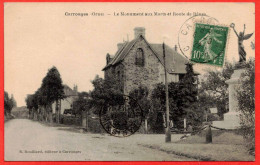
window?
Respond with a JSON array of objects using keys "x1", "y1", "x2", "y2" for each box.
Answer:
[
  {"x1": 135, "y1": 48, "x2": 144, "y2": 66},
  {"x1": 117, "y1": 71, "x2": 120, "y2": 79}
]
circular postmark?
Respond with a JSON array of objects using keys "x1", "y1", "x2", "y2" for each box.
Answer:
[
  {"x1": 99, "y1": 95, "x2": 143, "y2": 137},
  {"x1": 178, "y1": 15, "x2": 219, "y2": 60}
]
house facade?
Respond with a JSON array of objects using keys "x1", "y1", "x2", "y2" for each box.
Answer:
[
  {"x1": 103, "y1": 27, "x2": 190, "y2": 95},
  {"x1": 51, "y1": 84, "x2": 78, "y2": 115}
]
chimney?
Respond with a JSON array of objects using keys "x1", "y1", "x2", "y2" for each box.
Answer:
[
  {"x1": 174, "y1": 45, "x2": 178, "y2": 52},
  {"x1": 73, "y1": 85, "x2": 78, "y2": 93},
  {"x1": 106, "y1": 53, "x2": 111, "y2": 64},
  {"x1": 117, "y1": 43, "x2": 124, "y2": 50},
  {"x1": 134, "y1": 27, "x2": 145, "y2": 38}
]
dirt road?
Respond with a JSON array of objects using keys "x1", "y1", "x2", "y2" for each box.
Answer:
[{"x1": 5, "y1": 119, "x2": 194, "y2": 161}]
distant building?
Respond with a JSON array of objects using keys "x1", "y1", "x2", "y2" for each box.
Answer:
[
  {"x1": 52, "y1": 84, "x2": 78, "y2": 115},
  {"x1": 102, "y1": 27, "x2": 192, "y2": 95}
]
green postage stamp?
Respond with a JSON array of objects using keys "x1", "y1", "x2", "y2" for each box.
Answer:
[{"x1": 191, "y1": 23, "x2": 229, "y2": 67}]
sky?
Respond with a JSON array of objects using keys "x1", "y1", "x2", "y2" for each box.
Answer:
[{"x1": 4, "y1": 2, "x2": 255, "y2": 106}]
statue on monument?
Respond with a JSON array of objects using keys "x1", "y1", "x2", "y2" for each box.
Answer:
[{"x1": 230, "y1": 23, "x2": 254, "y2": 63}]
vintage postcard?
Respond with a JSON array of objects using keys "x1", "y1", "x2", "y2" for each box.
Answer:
[{"x1": 3, "y1": 2, "x2": 255, "y2": 162}]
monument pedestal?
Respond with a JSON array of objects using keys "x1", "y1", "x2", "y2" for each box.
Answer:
[{"x1": 212, "y1": 68, "x2": 245, "y2": 129}]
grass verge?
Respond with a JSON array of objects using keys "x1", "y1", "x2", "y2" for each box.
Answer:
[{"x1": 138, "y1": 131, "x2": 254, "y2": 161}]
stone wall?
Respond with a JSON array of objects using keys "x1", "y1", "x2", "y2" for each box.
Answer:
[
  {"x1": 123, "y1": 37, "x2": 162, "y2": 96},
  {"x1": 104, "y1": 37, "x2": 180, "y2": 96},
  {"x1": 104, "y1": 63, "x2": 124, "y2": 92}
]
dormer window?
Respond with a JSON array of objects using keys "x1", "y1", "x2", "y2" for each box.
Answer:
[{"x1": 135, "y1": 48, "x2": 144, "y2": 66}]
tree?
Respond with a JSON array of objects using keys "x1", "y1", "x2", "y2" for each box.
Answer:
[
  {"x1": 25, "y1": 89, "x2": 42, "y2": 120},
  {"x1": 179, "y1": 63, "x2": 198, "y2": 110},
  {"x1": 4, "y1": 91, "x2": 15, "y2": 116},
  {"x1": 179, "y1": 63, "x2": 199, "y2": 128},
  {"x1": 10, "y1": 94, "x2": 17, "y2": 108},
  {"x1": 129, "y1": 86, "x2": 151, "y2": 133},
  {"x1": 26, "y1": 91, "x2": 40, "y2": 119},
  {"x1": 200, "y1": 62, "x2": 235, "y2": 118},
  {"x1": 39, "y1": 66, "x2": 65, "y2": 122},
  {"x1": 73, "y1": 92, "x2": 90, "y2": 129},
  {"x1": 151, "y1": 82, "x2": 184, "y2": 132},
  {"x1": 236, "y1": 59, "x2": 255, "y2": 154},
  {"x1": 89, "y1": 75, "x2": 124, "y2": 115},
  {"x1": 150, "y1": 63, "x2": 201, "y2": 131},
  {"x1": 25, "y1": 94, "x2": 34, "y2": 118},
  {"x1": 73, "y1": 92, "x2": 89, "y2": 116},
  {"x1": 150, "y1": 83, "x2": 167, "y2": 133}
]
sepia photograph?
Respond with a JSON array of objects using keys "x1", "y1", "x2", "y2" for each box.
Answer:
[{"x1": 4, "y1": 2, "x2": 255, "y2": 161}]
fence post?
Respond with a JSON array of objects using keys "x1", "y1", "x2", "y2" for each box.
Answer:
[
  {"x1": 206, "y1": 124, "x2": 212, "y2": 143},
  {"x1": 184, "y1": 118, "x2": 187, "y2": 131},
  {"x1": 145, "y1": 118, "x2": 148, "y2": 134}
]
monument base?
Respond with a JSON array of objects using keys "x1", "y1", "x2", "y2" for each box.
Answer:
[
  {"x1": 212, "y1": 65, "x2": 245, "y2": 130},
  {"x1": 212, "y1": 111, "x2": 240, "y2": 129}
]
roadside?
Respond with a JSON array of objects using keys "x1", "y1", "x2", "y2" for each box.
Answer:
[
  {"x1": 37, "y1": 119, "x2": 254, "y2": 161},
  {"x1": 5, "y1": 106, "x2": 29, "y2": 123},
  {"x1": 138, "y1": 130, "x2": 254, "y2": 161},
  {"x1": 37, "y1": 120, "x2": 88, "y2": 134},
  {"x1": 5, "y1": 119, "x2": 197, "y2": 161},
  {"x1": 4, "y1": 114, "x2": 15, "y2": 123}
]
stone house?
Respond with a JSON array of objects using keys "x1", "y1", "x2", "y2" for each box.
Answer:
[
  {"x1": 52, "y1": 84, "x2": 78, "y2": 115},
  {"x1": 102, "y1": 27, "x2": 190, "y2": 95}
]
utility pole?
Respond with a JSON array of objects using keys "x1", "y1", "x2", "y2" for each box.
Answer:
[{"x1": 163, "y1": 43, "x2": 171, "y2": 142}]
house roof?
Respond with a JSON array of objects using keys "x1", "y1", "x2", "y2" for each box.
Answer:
[
  {"x1": 63, "y1": 84, "x2": 78, "y2": 96},
  {"x1": 102, "y1": 35, "x2": 191, "y2": 74}
]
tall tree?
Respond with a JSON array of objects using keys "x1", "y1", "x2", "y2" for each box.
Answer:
[
  {"x1": 4, "y1": 91, "x2": 14, "y2": 116},
  {"x1": 179, "y1": 63, "x2": 198, "y2": 128},
  {"x1": 151, "y1": 82, "x2": 184, "y2": 131},
  {"x1": 129, "y1": 86, "x2": 151, "y2": 133},
  {"x1": 40, "y1": 66, "x2": 65, "y2": 122},
  {"x1": 179, "y1": 63, "x2": 198, "y2": 109},
  {"x1": 150, "y1": 63, "x2": 201, "y2": 130},
  {"x1": 10, "y1": 94, "x2": 17, "y2": 108},
  {"x1": 25, "y1": 94, "x2": 34, "y2": 119},
  {"x1": 26, "y1": 91, "x2": 40, "y2": 120}
]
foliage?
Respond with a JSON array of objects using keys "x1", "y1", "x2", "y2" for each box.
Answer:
[
  {"x1": 60, "y1": 115, "x2": 81, "y2": 126},
  {"x1": 185, "y1": 102, "x2": 205, "y2": 128},
  {"x1": 25, "y1": 66, "x2": 65, "y2": 121},
  {"x1": 178, "y1": 63, "x2": 199, "y2": 126},
  {"x1": 10, "y1": 94, "x2": 17, "y2": 108},
  {"x1": 199, "y1": 62, "x2": 235, "y2": 118},
  {"x1": 150, "y1": 63, "x2": 200, "y2": 130},
  {"x1": 87, "y1": 117, "x2": 105, "y2": 133},
  {"x1": 149, "y1": 83, "x2": 166, "y2": 133},
  {"x1": 179, "y1": 63, "x2": 198, "y2": 111},
  {"x1": 4, "y1": 91, "x2": 16, "y2": 115},
  {"x1": 236, "y1": 59, "x2": 255, "y2": 154},
  {"x1": 111, "y1": 111, "x2": 128, "y2": 130},
  {"x1": 40, "y1": 66, "x2": 65, "y2": 107},
  {"x1": 73, "y1": 92, "x2": 89, "y2": 116},
  {"x1": 89, "y1": 75, "x2": 124, "y2": 115},
  {"x1": 129, "y1": 86, "x2": 151, "y2": 118}
]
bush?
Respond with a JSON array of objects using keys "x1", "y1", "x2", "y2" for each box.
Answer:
[
  {"x1": 149, "y1": 111, "x2": 165, "y2": 134},
  {"x1": 88, "y1": 117, "x2": 105, "y2": 133},
  {"x1": 61, "y1": 115, "x2": 81, "y2": 126},
  {"x1": 236, "y1": 59, "x2": 255, "y2": 154}
]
